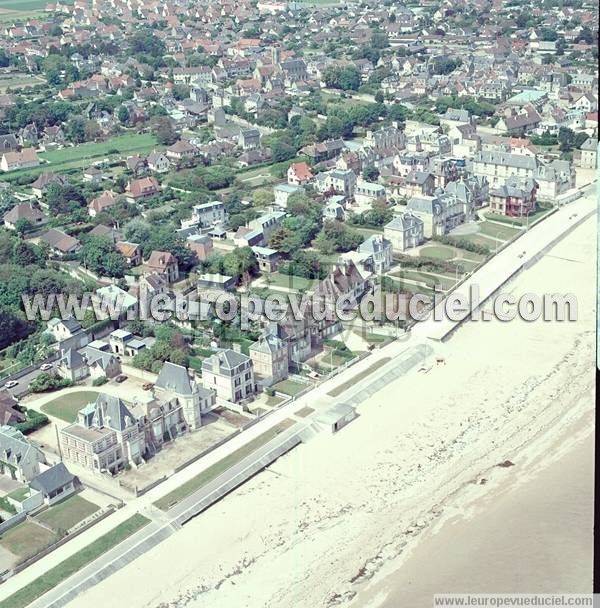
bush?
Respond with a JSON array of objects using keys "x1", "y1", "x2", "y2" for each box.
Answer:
[
  {"x1": 92, "y1": 376, "x2": 108, "y2": 386},
  {"x1": 15, "y1": 409, "x2": 49, "y2": 434},
  {"x1": 29, "y1": 373, "x2": 73, "y2": 393},
  {"x1": 265, "y1": 387, "x2": 275, "y2": 397},
  {"x1": 435, "y1": 236, "x2": 491, "y2": 256}
]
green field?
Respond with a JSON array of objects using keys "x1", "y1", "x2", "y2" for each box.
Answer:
[
  {"x1": 393, "y1": 269, "x2": 456, "y2": 291},
  {"x1": 266, "y1": 273, "x2": 314, "y2": 292},
  {"x1": 418, "y1": 245, "x2": 456, "y2": 260},
  {"x1": 273, "y1": 378, "x2": 309, "y2": 396},
  {"x1": 35, "y1": 495, "x2": 99, "y2": 533},
  {"x1": 1, "y1": 133, "x2": 159, "y2": 183},
  {"x1": 154, "y1": 419, "x2": 296, "y2": 510},
  {"x1": 41, "y1": 390, "x2": 100, "y2": 422},
  {"x1": 0, "y1": 0, "x2": 46, "y2": 9},
  {"x1": 478, "y1": 221, "x2": 521, "y2": 241},
  {"x1": 0, "y1": 520, "x2": 56, "y2": 561},
  {"x1": 0, "y1": 513, "x2": 150, "y2": 608}
]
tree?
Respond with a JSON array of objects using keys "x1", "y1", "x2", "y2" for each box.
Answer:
[
  {"x1": 362, "y1": 164, "x2": 379, "y2": 181},
  {"x1": 65, "y1": 116, "x2": 86, "y2": 143},
  {"x1": 79, "y1": 236, "x2": 126, "y2": 278},
  {"x1": 117, "y1": 105, "x2": 130, "y2": 124},
  {"x1": 46, "y1": 182, "x2": 86, "y2": 215},
  {"x1": 150, "y1": 116, "x2": 177, "y2": 145},
  {"x1": 252, "y1": 187, "x2": 275, "y2": 207},
  {"x1": 323, "y1": 66, "x2": 361, "y2": 91},
  {"x1": 375, "y1": 90, "x2": 384, "y2": 104},
  {"x1": 315, "y1": 220, "x2": 363, "y2": 254},
  {"x1": 14, "y1": 218, "x2": 33, "y2": 236}
]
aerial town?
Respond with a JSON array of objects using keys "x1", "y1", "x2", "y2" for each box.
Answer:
[{"x1": 0, "y1": 0, "x2": 596, "y2": 607}]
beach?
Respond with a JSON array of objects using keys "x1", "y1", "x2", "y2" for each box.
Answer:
[{"x1": 67, "y1": 213, "x2": 596, "y2": 608}]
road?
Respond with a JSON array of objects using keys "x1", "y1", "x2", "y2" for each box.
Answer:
[{"x1": 0, "y1": 181, "x2": 596, "y2": 606}]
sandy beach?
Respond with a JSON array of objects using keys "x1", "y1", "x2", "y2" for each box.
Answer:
[{"x1": 67, "y1": 213, "x2": 596, "y2": 608}]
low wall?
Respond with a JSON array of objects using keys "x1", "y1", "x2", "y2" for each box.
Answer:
[{"x1": 0, "y1": 510, "x2": 26, "y2": 535}]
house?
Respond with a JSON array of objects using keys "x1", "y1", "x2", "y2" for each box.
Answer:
[
  {"x1": 61, "y1": 393, "x2": 144, "y2": 472},
  {"x1": 29, "y1": 462, "x2": 78, "y2": 506},
  {"x1": 496, "y1": 106, "x2": 542, "y2": 135},
  {"x1": 273, "y1": 183, "x2": 303, "y2": 208},
  {"x1": 406, "y1": 193, "x2": 468, "y2": 239},
  {"x1": 0, "y1": 148, "x2": 39, "y2": 172},
  {"x1": 81, "y1": 165, "x2": 103, "y2": 183},
  {"x1": 47, "y1": 317, "x2": 83, "y2": 343},
  {"x1": 384, "y1": 213, "x2": 425, "y2": 252},
  {"x1": 31, "y1": 172, "x2": 66, "y2": 198},
  {"x1": 184, "y1": 234, "x2": 212, "y2": 261},
  {"x1": 125, "y1": 155, "x2": 146, "y2": 176},
  {"x1": 56, "y1": 348, "x2": 89, "y2": 382},
  {"x1": 202, "y1": 349, "x2": 257, "y2": 404},
  {"x1": 0, "y1": 425, "x2": 45, "y2": 482},
  {"x1": 316, "y1": 168, "x2": 357, "y2": 198},
  {"x1": 81, "y1": 346, "x2": 122, "y2": 380},
  {"x1": 125, "y1": 176, "x2": 160, "y2": 203},
  {"x1": 3, "y1": 203, "x2": 45, "y2": 230},
  {"x1": 108, "y1": 329, "x2": 146, "y2": 357},
  {"x1": 88, "y1": 190, "x2": 119, "y2": 217},
  {"x1": 146, "y1": 152, "x2": 170, "y2": 173},
  {"x1": 357, "y1": 234, "x2": 393, "y2": 273},
  {"x1": 354, "y1": 179, "x2": 386, "y2": 208},
  {"x1": 197, "y1": 273, "x2": 237, "y2": 292},
  {"x1": 238, "y1": 129, "x2": 261, "y2": 150},
  {"x1": 249, "y1": 332, "x2": 289, "y2": 386},
  {"x1": 287, "y1": 162, "x2": 313, "y2": 186},
  {"x1": 146, "y1": 251, "x2": 179, "y2": 283},
  {"x1": 165, "y1": 141, "x2": 198, "y2": 162},
  {"x1": 183, "y1": 201, "x2": 226, "y2": 228},
  {"x1": 401, "y1": 171, "x2": 436, "y2": 198},
  {"x1": 154, "y1": 361, "x2": 215, "y2": 430},
  {"x1": 577, "y1": 138, "x2": 598, "y2": 169},
  {"x1": 116, "y1": 241, "x2": 142, "y2": 266},
  {"x1": 0, "y1": 134, "x2": 18, "y2": 153},
  {"x1": 39, "y1": 228, "x2": 82, "y2": 256},
  {"x1": 311, "y1": 261, "x2": 367, "y2": 309},
  {"x1": 489, "y1": 177, "x2": 537, "y2": 217},
  {"x1": 251, "y1": 246, "x2": 281, "y2": 273},
  {"x1": 94, "y1": 284, "x2": 138, "y2": 316},
  {"x1": 0, "y1": 390, "x2": 26, "y2": 425}
]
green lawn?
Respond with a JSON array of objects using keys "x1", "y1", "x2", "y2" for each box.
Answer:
[
  {"x1": 2, "y1": 133, "x2": 159, "y2": 183},
  {"x1": 272, "y1": 378, "x2": 308, "y2": 396},
  {"x1": 7, "y1": 486, "x2": 31, "y2": 503},
  {"x1": 266, "y1": 273, "x2": 314, "y2": 292},
  {"x1": 478, "y1": 221, "x2": 521, "y2": 241},
  {"x1": 35, "y1": 495, "x2": 99, "y2": 533},
  {"x1": 455, "y1": 233, "x2": 498, "y2": 250},
  {"x1": 0, "y1": 520, "x2": 56, "y2": 561},
  {"x1": 0, "y1": 0, "x2": 49, "y2": 9},
  {"x1": 393, "y1": 269, "x2": 455, "y2": 291},
  {"x1": 418, "y1": 245, "x2": 456, "y2": 260},
  {"x1": 154, "y1": 419, "x2": 296, "y2": 510},
  {"x1": 485, "y1": 207, "x2": 554, "y2": 227},
  {"x1": 41, "y1": 390, "x2": 100, "y2": 423},
  {"x1": 0, "y1": 513, "x2": 150, "y2": 608}
]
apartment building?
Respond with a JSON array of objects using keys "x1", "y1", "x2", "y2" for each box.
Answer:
[{"x1": 202, "y1": 349, "x2": 257, "y2": 404}]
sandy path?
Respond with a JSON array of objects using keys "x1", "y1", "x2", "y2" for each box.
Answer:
[{"x1": 68, "y1": 214, "x2": 596, "y2": 608}]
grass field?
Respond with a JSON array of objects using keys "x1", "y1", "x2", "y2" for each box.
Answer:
[
  {"x1": 41, "y1": 390, "x2": 100, "y2": 422},
  {"x1": 1, "y1": 133, "x2": 159, "y2": 183},
  {"x1": 273, "y1": 378, "x2": 309, "y2": 396},
  {"x1": 478, "y1": 221, "x2": 521, "y2": 241},
  {"x1": 0, "y1": 0, "x2": 52, "y2": 9},
  {"x1": 266, "y1": 273, "x2": 314, "y2": 292},
  {"x1": 35, "y1": 495, "x2": 99, "y2": 533},
  {"x1": 154, "y1": 419, "x2": 296, "y2": 510},
  {"x1": 0, "y1": 520, "x2": 56, "y2": 561},
  {"x1": 418, "y1": 245, "x2": 456, "y2": 260},
  {"x1": 393, "y1": 269, "x2": 456, "y2": 291},
  {"x1": 0, "y1": 513, "x2": 150, "y2": 608}
]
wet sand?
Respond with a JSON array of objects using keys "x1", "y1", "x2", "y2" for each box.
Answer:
[{"x1": 355, "y1": 419, "x2": 594, "y2": 608}]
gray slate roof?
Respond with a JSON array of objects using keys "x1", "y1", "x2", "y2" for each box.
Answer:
[
  {"x1": 30, "y1": 462, "x2": 76, "y2": 496},
  {"x1": 155, "y1": 361, "x2": 193, "y2": 395}
]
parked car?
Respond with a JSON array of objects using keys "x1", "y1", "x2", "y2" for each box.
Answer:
[
  {"x1": 4, "y1": 380, "x2": 18, "y2": 389},
  {"x1": 115, "y1": 374, "x2": 127, "y2": 383},
  {"x1": 142, "y1": 383, "x2": 154, "y2": 391},
  {"x1": 40, "y1": 363, "x2": 53, "y2": 371}
]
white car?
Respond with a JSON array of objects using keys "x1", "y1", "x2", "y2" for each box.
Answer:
[
  {"x1": 4, "y1": 380, "x2": 18, "y2": 389},
  {"x1": 40, "y1": 363, "x2": 53, "y2": 371}
]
